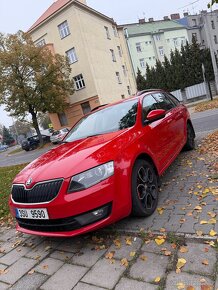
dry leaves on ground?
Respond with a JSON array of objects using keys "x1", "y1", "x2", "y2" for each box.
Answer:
[{"x1": 194, "y1": 99, "x2": 218, "y2": 112}]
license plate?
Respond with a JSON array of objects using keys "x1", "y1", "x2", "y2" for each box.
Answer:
[{"x1": 16, "y1": 208, "x2": 49, "y2": 220}]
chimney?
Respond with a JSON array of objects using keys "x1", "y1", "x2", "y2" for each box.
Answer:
[
  {"x1": 183, "y1": 12, "x2": 189, "y2": 17},
  {"x1": 163, "y1": 16, "x2": 169, "y2": 20},
  {"x1": 148, "y1": 18, "x2": 154, "y2": 22},
  {"x1": 170, "y1": 13, "x2": 180, "y2": 20},
  {"x1": 139, "y1": 18, "x2": 145, "y2": 24}
]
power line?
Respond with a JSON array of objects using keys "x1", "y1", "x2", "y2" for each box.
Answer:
[{"x1": 178, "y1": 0, "x2": 201, "y2": 10}]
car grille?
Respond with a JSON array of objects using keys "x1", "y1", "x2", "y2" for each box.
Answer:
[{"x1": 12, "y1": 179, "x2": 63, "y2": 204}]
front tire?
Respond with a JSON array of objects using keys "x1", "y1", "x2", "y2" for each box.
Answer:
[
  {"x1": 183, "y1": 123, "x2": 195, "y2": 151},
  {"x1": 131, "y1": 159, "x2": 158, "y2": 217}
]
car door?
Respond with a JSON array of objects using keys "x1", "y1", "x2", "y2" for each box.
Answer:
[
  {"x1": 141, "y1": 94, "x2": 174, "y2": 171},
  {"x1": 152, "y1": 92, "x2": 180, "y2": 161}
]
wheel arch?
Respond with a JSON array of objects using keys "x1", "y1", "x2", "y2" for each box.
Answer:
[{"x1": 187, "y1": 119, "x2": 196, "y2": 137}]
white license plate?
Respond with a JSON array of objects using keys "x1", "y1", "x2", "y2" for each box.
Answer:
[{"x1": 16, "y1": 208, "x2": 49, "y2": 220}]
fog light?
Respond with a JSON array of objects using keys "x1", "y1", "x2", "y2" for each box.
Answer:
[{"x1": 74, "y1": 203, "x2": 112, "y2": 226}]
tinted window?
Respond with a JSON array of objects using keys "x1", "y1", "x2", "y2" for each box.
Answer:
[
  {"x1": 152, "y1": 93, "x2": 175, "y2": 111},
  {"x1": 52, "y1": 131, "x2": 60, "y2": 136},
  {"x1": 142, "y1": 94, "x2": 159, "y2": 120},
  {"x1": 65, "y1": 100, "x2": 138, "y2": 142},
  {"x1": 164, "y1": 92, "x2": 180, "y2": 106}
]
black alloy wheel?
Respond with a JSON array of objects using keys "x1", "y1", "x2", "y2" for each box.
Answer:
[{"x1": 131, "y1": 159, "x2": 158, "y2": 217}]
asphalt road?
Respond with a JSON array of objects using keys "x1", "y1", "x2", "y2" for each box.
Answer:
[{"x1": 0, "y1": 108, "x2": 217, "y2": 167}]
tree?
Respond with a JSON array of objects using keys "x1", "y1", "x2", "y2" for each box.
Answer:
[
  {"x1": 38, "y1": 113, "x2": 51, "y2": 130},
  {"x1": 2, "y1": 126, "x2": 14, "y2": 145},
  {"x1": 9, "y1": 120, "x2": 34, "y2": 137},
  {"x1": 0, "y1": 31, "x2": 74, "y2": 144},
  {"x1": 136, "y1": 68, "x2": 146, "y2": 91},
  {"x1": 208, "y1": 0, "x2": 218, "y2": 8}
]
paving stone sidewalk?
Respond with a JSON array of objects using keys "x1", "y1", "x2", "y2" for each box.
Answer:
[{"x1": 0, "y1": 228, "x2": 217, "y2": 289}]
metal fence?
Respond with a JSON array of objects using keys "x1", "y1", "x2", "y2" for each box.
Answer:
[{"x1": 171, "y1": 81, "x2": 216, "y2": 103}]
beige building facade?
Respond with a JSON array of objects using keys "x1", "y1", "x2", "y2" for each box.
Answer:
[{"x1": 29, "y1": 0, "x2": 136, "y2": 130}]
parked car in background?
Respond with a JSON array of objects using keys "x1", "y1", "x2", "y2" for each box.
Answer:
[
  {"x1": 21, "y1": 135, "x2": 50, "y2": 151},
  {"x1": 50, "y1": 128, "x2": 70, "y2": 144},
  {"x1": 0, "y1": 144, "x2": 8, "y2": 152},
  {"x1": 10, "y1": 89, "x2": 195, "y2": 237}
]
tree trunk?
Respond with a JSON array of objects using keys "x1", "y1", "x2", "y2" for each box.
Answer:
[{"x1": 31, "y1": 112, "x2": 43, "y2": 145}]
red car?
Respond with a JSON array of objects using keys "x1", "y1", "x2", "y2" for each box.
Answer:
[{"x1": 9, "y1": 90, "x2": 195, "y2": 237}]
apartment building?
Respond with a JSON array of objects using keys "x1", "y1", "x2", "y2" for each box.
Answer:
[
  {"x1": 120, "y1": 17, "x2": 189, "y2": 76},
  {"x1": 28, "y1": 0, "x2": 136, "y2": 130}
]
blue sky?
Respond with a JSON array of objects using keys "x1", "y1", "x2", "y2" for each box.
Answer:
[{"x1": 0, "y1": 0, "x2": 215, "y2": 126}]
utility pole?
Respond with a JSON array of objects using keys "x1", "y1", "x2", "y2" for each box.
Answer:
[{"x1": 203, "y1": 12, "x2": 218, "y2": 94}]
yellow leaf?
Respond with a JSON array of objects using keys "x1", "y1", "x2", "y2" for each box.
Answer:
[
  {"x1": 194, "y1": 205, "x2": 202, "y2": 210},
  {"x1": 177, "y1": 282, "x2": 185, "y2": 289},
  {"x1": 186, "y1": 286, "x2": 195, "y2": 290},
  {"x1": 157, "y1": 207, "x2": 164, "y2": 215},
  {"x1": 120, "y1": 258, "x2": 128, "y2": 267},
  {"x1": 207, "y1": 212, "x2": 216, "y2": 218},
  {"x1": 155, "y1": 238, "x2": 165, "y2": 246},
  {"x1": 140, "y1": 255, "x2": 147, "y2": 261},
  {"x1": 105, "y1": 251, "x2": 115, "y2": 259},
  {"x1": 209, "y1": 229, "x2": 217, "y2": 237},
  {"x1": 125, "y1": 237, "x2": 132, "y2": 246},
  {"x1": 200, "y1": 220, "x2": 208, "y2": 225},
  {"x1": 129, "y1": 251, "x2": 136, "y2": 257},
  {"x1": 208, "y1": 218, "x2": 216, "y2": 224},
  {"x1": 176, "y1": 258, "x2": 186, "y2": 269},
  {"x1": 196, "y1": 231, "x2": 203, "y2": 236},
  {"x1": 154, "y1": 276, "x2": 161, "y2": 283},
  {"x1": 179, "y1": 246, "x2": 188, "y2": 253}
]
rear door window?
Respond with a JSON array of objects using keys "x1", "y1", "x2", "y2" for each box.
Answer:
[{"x1": 152, "y1": 93, "x2": 175, "y2": 111}]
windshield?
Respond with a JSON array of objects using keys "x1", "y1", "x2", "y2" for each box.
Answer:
[{"x1": 64, "y1": 99, "x2": 138, "y2": 143}]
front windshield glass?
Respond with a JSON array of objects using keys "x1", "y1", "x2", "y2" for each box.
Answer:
[{"x1": 64, "y1": 99, "x2": 138, "y2": 142}]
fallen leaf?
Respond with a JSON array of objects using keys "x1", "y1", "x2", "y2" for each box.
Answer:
[
  {"x1": 45, "y1": 246, "x2": 51, "y2": 251},
  {"x1": 200, "y1": 278, "x2": 206, "y2": 283},
  {"x1": 129, "y1": 251, "x2": 136, "y2": 257},
  {"x1": 105, "y1": 251, "x2": 115, "y2": 259},
  {"x1": 209, "y1": 229, "x2": 217, "y2": 237},
  {"x1": 194, "y1": 206, "x2": 202, "y2": 210},
  {"x1": 160, "y1": 228, "x2": 166, "y2": 233},
  {"x1": 157, "y1": 207, "x2": 164, "y2": 215},
  {"x1": 200, "y1": 220, "x2": 208, "y2": 225},
  {"x1": 0, "y1": 248, "x2": 5, "y2": 253},
  {"x1": 179, "y1": 246, "x2": 188, "y2": 253},
  {"x1": 171, "y1": 243, "x2": 177, "y2": 249},
  {"x1": 125, "y1": 237, "x2": 132, "y2": 246},
  {"x1": 176, "y1": 258, "x2": 186, "y2": 270},
  {"x1": 187, "y1": 286, "x2": 195, "y2": 290},
  {"x1": 140, "y1": 255, "x2": 147, "y2": 261},
  {"x1": 201, "y1": 286, "x2": 213, "y2": 290},
  {"x1": 207, "y1": 212, "x2": 216, "y2": 218},
  {"x1": 196, "y1": 231, "x2": 203, "y2": 236},
  {"x1": 109, "y1": 259, "x2": 115, "y2": 264},
  {"x1": 0, "y1": 269, "x2": 8, "y2": 275},
  {"x1": 42, "y1": 265, "x2": 49, "y2": 270},
  {"x1": 180, "y1": 218, "x2": 186, "y2": 223},
  {"x1": 208, "y1": 218, "x2": 216, "y2": 224},
  {"x1": 154, "y1": 276, "x2": 161, "y2": 283},
  {"x1": 177, "y1": 282, "x2": 185, "y2": 289},
  {"x1": 164, "y1": 250, "x2": 171, "y2": 256},
  {"x1": 155, "y1": 238, "x2": 165, "y2": 246},
  {"x1": 120, "y1": 258, "x2": 128, "y2": 267},
  {"x1": 113, "y1": 239, "x2": 121, "y2": 249},
  {"x1": 204, "y1": 248, "x2": 209, "y2": 252},
  {"x1": 28, "y1": 269, "x2": 35, "y2": 275},
  {"x1": 202, "y1": 259, "x2": 209, "y2": 265}
]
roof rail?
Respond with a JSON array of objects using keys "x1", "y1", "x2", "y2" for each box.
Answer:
[{"x1": 136, "y1": 89, "x2": 162, "y2": 96}]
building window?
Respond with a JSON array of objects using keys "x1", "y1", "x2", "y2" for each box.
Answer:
[
  {"x1": 173, "y1": 38, "x2": 178, "y2": 46},
  {"x1": 58, "y1": 112, "x2": 68, "y2": 126},
  {"x1": 140, "y1": 58, "x2": 145, "y2": 68},
  {"x1": 122, "y1": 65, "x2": 127, "y2": 76},
  {"x1": 35, "y1": 39, "x2": 46, "y2": 47},
  {"x1": 110, "y1": 49, "x2": 116, "y2": 62},
  {"x1": 127, "y1": 86, "x2": 131, "y2": 95},
  {"x1": 58, "y1": 20, "x2": 70, "y2": 39},
  {"x1": 113, "y1": 26, "x2": 118, "y2": 37},
  {"x1": 117, "y1": 46, "x2": 122, "y2": 57},
  {"x1": 121, "y1": 95, "x2": 125, "y2": 99},
  {"x1": 155, "y1": 34, "x2": 161, "y2": 41},
  {"x1": 145, "y1": 41, "x2": 148, "y2": 45},
  {"x1": 192, "y1": 33, "x2": 197, "y2": 41},
  {"x1": 192, "y1": 19, "x2": 197, "y2": 26},
  {"x1": 136, "y1": 42, "x2": 142, "y2": 52},
  {"x1": 214, "y1": 35, "x2": 217, "y2": 44},
  {"x1": 159, "y1": 47, "x2": 164, "y2": 56},
  {"x1": 66, "y1": 48, "x2": 77, "y2": 64},
  {"x1": 73, "y1": 74, "x2": 85, "y2": 90},
  {"x1": 81, "y1": 102, "x2": 91, "y2": 115},
  {"x1": 116, "y1": 72, "x2": 122, "y2": 84},
  {"x1": 104, "y1": 26, "x2": 110, "y2": 39},
  {"x1": 149, "y1": 41, "x2": 152, "y2": 44},
  {"x1": 211, "y1": 20, "x2": 215, "y2": 29}
]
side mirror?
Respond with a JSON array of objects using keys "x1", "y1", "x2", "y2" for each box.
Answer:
[{"x1": 146, "y1": 109, "x2": 166, "y2": 123}]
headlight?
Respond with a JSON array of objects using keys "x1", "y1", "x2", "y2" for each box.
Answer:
[{"x1": 68, "y1": 161, "x2": 114, "y2": 193}]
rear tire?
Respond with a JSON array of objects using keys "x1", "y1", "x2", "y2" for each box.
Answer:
[
  {"x1": 131, "y1": 159, "x2": 158, "y2": 217},
  {"x1": 183, "y1": 123, "x2": 195, "y2": 151}
]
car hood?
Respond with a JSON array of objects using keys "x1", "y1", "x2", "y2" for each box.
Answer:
[{"x1": 13, "y1": 129, "x2": 135, "y2": 185}]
